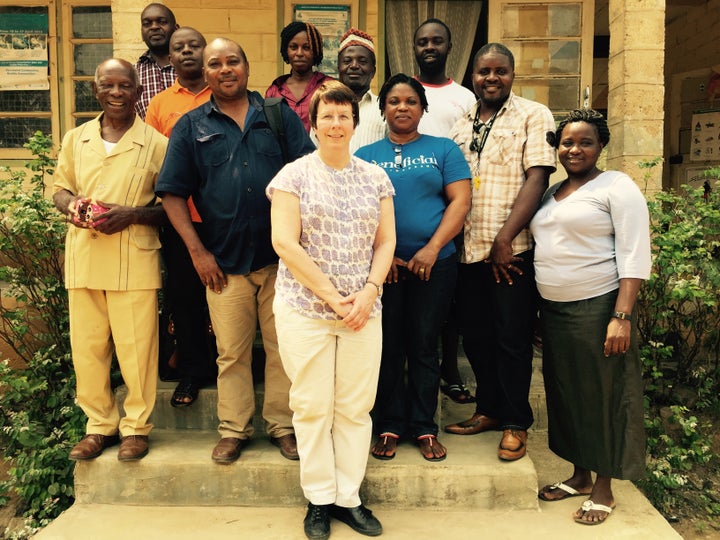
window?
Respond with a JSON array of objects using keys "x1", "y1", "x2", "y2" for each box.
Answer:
[
  {"x1": 62, "y1": 1, "x2": 112, "y2": 128},
  {"x1": 0, "y1": 0, "x2": 112, "y2": 159},
  {"x1": 0, "y1": 2, "x2": 58, "y2": 157},
  {"x1": 489, "y1": 0, "x2": 594, "y2": 120}
]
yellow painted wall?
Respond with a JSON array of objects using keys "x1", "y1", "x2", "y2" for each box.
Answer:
[{"x1": 113, "y1": 0, "x2": 381, "y2": 94}]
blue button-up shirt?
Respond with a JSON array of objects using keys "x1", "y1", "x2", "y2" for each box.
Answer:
[{"x1": 156, "y1": 91, "x2": 315, "y2": 274}]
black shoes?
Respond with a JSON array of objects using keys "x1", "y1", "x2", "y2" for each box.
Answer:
[
  {"x1": 329, "y1": 504, "x2": 383, "y2": 536},
  {"x1": 304, "y1": 503, "x2": 330, "y2": 540}
]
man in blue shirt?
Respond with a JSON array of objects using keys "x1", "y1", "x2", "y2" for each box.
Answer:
[{"x1": 156, "y1": 37, "x2": 315, "y2": 463}]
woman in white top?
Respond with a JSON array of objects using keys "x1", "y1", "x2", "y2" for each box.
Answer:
[
  {"x1": 268, "y1": 80, "x2": 395, "y2": 540},
  {"x1": 529, "y1": 109, "x2": 651, "y2": 526}
]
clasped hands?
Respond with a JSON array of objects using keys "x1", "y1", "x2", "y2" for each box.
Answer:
[{"x1": 67, "y1": 196, "x2": 135, "y2": 235}]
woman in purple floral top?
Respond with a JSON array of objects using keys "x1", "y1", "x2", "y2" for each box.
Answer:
[{"x1": 267, "y1": 80, "x2": 395, "y2": 539}]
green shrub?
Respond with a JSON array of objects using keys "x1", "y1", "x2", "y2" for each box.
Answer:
[
  {"x1": 635, "y1": 161, "x2": 720, "y2": 518},
  {"x1": 0, "y1": 132, "x2": 85, "y2": 533},
  {"x1": 637, "y1": 171, "x2": 720, "y2": 398}
]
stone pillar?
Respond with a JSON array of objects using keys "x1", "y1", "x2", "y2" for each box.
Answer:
[{"x1": 607, "y1": 0, "x2": 665, "y2": 195}]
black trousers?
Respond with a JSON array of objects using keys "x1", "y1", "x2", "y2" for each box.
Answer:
[
  {"x1": 161, "y1": 223, "x2": 217, "y2": 381},
  {"x1": 457, "y1": 250, "x2": 536, "y2": 430}
]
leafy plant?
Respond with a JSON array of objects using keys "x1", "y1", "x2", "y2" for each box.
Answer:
[
  {"x1": 637, "y1": 171, "x2": 720, "y2": 397},
  {"x1": 635, "y1": 160, "x2": 720, "y2": 522},
  {"x1": 640, "y1": 405, "x2": 714, "y2": 514},
  {"x1": 0, "y1": 132, "x2": 85, "y2": 534}
]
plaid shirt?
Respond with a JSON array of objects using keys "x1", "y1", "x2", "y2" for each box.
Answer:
[
  {"x1": 134, "y1": 51, "x2": 177, "y2": 120},
  {"x1": 449, "y1": 92, "x2": 556, "y2": 264}
]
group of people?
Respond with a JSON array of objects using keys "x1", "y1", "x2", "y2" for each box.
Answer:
[{"x1": 53, "y1": 3, "x2": 651, "y2": 539}]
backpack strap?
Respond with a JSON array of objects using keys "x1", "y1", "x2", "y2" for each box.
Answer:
[{"x1": 263, "y1": 97, "x2": 289, "y2": 164}]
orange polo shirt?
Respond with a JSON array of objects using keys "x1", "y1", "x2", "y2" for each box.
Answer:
[{"x1": 146, "y1": 81, "x2": 212, "y2": 222}]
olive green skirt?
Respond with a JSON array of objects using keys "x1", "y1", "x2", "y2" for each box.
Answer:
[{"x1": 540, "y1": 290, "x2": 645, "y2": 480}]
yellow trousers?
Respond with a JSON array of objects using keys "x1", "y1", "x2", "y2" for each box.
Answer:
[{"x1": 68, "y1": 288, "x2": 158, "y2": 436}]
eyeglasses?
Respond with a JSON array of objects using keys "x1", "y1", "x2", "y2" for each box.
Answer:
[
  {"x1": 469, "y1": 110, "x2": 498, "y2": 156},
  {"x1": 394, "y1": 146, "x2": 403, "y2": 168}
]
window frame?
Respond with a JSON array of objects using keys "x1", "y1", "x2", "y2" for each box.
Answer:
[
  {"x1": 0, "y1": 0, "x2": 59, "y2": 159},
  {"x1": 488, "y1": 0, "x2": 594, "y2": 120},
  {"x1": 60, "y1": 0, "x2": 112, "y2": 131}
]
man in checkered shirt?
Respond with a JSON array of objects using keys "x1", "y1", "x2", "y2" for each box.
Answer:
[{"x1": 134, "y1": 3, "x2": 179, "y2": 119}]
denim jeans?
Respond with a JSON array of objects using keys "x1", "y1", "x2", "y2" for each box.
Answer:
[
  {"x1": 373, "y1": 255, "x2": 457, "y2": 438},
  {"x1": 457, "y1": 250, "x2": 536, "y2": 430}
]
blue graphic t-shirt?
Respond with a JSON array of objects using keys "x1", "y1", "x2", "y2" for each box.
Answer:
[{"x1": 356, "y1": 134, "x2": 470, "y2": 261}]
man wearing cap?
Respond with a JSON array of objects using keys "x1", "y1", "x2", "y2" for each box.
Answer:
[{"x1": 337, "y1": 28, "x2": 386, "y2": 152}]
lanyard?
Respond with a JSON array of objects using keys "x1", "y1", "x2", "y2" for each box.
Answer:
[{"x1": 469, "y1": 108, "x2": 498, "y2": 156}]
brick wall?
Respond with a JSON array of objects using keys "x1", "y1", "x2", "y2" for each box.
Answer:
[
  {"x1": 664, "y1": 0, "x2": 720, "y2": 188},
  {"x1": 113, "y1": 0, "x2": 382, "y2": 94},
  {"x1": 665, "y1": 0, "x2": 720, "y2": 77}
]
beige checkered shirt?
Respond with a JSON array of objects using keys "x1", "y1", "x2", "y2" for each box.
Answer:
[{"x1": 449, "y1": 92, "x2": 557, "y2": 264}]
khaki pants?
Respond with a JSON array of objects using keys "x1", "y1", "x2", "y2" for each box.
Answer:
[
  {"x1": 274, "y1": 297, "x2": 382, "y2": 507},
  {"x1": 69, "y1": 288, "x2": 158, "y2": 436},
  {"x1": 206, "y1": 265, "x2": 293, "y2": 439}
]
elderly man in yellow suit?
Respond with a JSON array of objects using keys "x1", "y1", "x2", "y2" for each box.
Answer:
[{"x1": 53, "y1": 58, "x2": 168, "y2": 462}]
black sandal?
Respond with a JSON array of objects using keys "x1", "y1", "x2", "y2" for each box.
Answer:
[
  {"x1": 441, "y1": 383, "x2": 475, "y2": 404},
  {"x1": 170, "y1": 378, "x2": 201, "y2": 408}
]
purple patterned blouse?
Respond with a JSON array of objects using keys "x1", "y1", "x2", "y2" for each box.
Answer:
[{"x1": 267, "y1": 152, "x2": 394, "y2": 320}]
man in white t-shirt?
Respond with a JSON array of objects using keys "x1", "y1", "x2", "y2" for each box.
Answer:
[
  {"x1": 413, "y1": 18, "x2": 476, "y2": 137},
  {"x1": 413, "y1": 18, "x2": 477, "y2": 408}
]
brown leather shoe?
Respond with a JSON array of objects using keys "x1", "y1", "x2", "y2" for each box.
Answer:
[
  {"x1": 69, "y1": 433, "x2": 119, "y2": 460},
  {"x1": 117, "y1": 435, "x2": 149, "y2": 461},
  {"x1": 212, "y1": 437, "x2": 245, "y2": 464},
  {"x1": 444, "y1": 413, "x2": 500, "y2": 435},
  {"x1": 271, "y1": 433, "x2": 299, "y2": 461},
  {"x1": 498, "y1": 429, "x2": 528, "y2": 461}
]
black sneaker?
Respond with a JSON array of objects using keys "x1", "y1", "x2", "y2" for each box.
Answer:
[
  {"x1": 329, "y1": 504, "x2": 382, "y2": 536},
  {"x1": 304, "y1": 503, "x2": 330, "y2": 540}
]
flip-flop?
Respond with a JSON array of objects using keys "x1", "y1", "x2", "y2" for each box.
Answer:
[
  {"x1": 538, "y1": 481, "x2": 589, "y2": 501},
  {"x1": 573, "y1": 500, "x2": 615, "y2": 525},
  {"x1": 417, "y1": 434, "x2": 447, "y2": 462},
  {"x1": 371, "y1": 433, "x2": 399, "y2": 460}
]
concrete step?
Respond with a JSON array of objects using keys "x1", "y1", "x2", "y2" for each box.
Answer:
[
  {"x1": 73, "y1": 427, "x2": 538, "y2": 510},
  {"x1": 121, "y1": 350, "x2": 548, "y2": 431},
  {"x1": 34, "y1": 490, "x2": 683, "y2": 540}
]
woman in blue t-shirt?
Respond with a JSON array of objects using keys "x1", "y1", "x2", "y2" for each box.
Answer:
[{"x1": 356, "y1": 73, "x2": 471, "y2": 462}]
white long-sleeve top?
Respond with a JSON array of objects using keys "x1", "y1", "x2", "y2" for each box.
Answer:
[{"x1": 530, "y1": 170, "x2": 651, "y2": 302}]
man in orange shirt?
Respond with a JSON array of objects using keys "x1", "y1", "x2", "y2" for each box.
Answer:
[{"x1": 146, "y1": 27, "x2": 214, "y2": 407}]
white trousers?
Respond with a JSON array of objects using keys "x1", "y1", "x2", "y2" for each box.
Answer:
[{"x1": 273, "y1": 298, "x2": 382, "y2": 507}]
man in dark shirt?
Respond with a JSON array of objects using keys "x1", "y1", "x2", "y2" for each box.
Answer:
[
  {"x1": 156, "y1": 38, "x2": 315, "y2": 464},
  {"x1": 134, "y1": 3, "x2": 178, "y2": 119}
]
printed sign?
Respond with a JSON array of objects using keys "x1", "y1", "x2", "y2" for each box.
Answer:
[
  {"x1": 0, "y1": 13, "x2": 49, "y2": 91},
  {"x1": 689, "y1": 110, "x2": 720, "y2": 162},
  {"x1": 294, "y1": 4, "x2": 350, "y2": 78}
]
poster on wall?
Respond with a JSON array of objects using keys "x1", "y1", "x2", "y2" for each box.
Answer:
[
  {"x1": 294, "y1": 4, "x2": 350, "y2": 78},
  {"x1": 689, "y1": 110, "x2": 720, "y2": 162},
  {"x1": 0, "y1": 13, "x2": 49, "y2": 91}
]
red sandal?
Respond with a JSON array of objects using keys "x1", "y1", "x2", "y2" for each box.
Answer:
[
  {"x1": 371, "y1": 432, "x2": 399, "y2": 460},
  {"x1": 417, "y1": 434, "x2": 447, "y2": 462}
]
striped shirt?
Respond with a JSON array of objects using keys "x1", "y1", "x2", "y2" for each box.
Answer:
[
  {"x1": 134, "y1": 51, "x2": 176, "y2": 120},
  {"x1": 449, "y1": 92, "x2": 556, "y2": 263}
]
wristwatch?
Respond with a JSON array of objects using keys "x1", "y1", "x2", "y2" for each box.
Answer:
[
  {"x1": 611, "y1": 311, "x2": 632, "y2": 320},
  {"x1": 366, "y1": 279, "x2": 383, "y2": 296}
]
